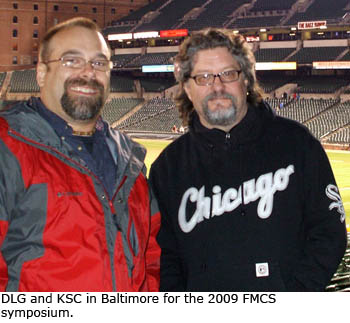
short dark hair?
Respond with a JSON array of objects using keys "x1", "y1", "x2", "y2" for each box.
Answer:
[
  {"x1": 174, "y1": 28, "x2": 264, "y2": 125},
  {"x1": 39, "y1": 17, "x2": 108, "y2": 63}
]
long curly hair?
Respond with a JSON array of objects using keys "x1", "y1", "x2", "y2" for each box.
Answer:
[{"x1": 174, "y1": 28, "x2": 264, "y2": 125}]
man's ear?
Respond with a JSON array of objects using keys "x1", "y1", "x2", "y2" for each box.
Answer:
[{"x1": 36, "y1": 62, "x2": 47, "y2": 88}]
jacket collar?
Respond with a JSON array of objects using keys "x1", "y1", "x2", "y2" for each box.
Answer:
[
  {"x1": 2, "y1": 97, "x2": 146, "y2": 178},
  {"x1": 3, "y1": 97, "x2": 62, "y2": 147}
]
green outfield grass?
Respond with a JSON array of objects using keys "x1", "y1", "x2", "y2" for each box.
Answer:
[{"x1": 136, "y1": 138, "x2": 350, "y2": 231}]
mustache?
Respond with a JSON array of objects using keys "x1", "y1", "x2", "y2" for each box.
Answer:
[
  {"x1": 204, "y1": 92, "x2": 236, "y2": 101},
  {"x1": 64, "y1": 78, "x2": 104, "y2": 92}
]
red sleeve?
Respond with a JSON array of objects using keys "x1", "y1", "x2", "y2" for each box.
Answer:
[{"x1": 145, "y1": 195, "x2": 161, "y2": 292}]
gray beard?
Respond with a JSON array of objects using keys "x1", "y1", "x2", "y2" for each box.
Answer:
[
  {"x1": 61, "y1": 93, "x2": 103, "y2": 121},
  {"x1": 202, "y1": 93, "x2": 237, "y2": 127}
]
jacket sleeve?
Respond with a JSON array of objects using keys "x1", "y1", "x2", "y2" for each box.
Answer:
[
  {"x1": 149, "y1": 162, "x2": 186, "y2": 292},
  {"x1": 0, "y1": 137, "x2": 25, "y2": 291},
  {"x1": 144, "y1": 182, "x2": 161, "y2": 292},
  {"x1": 0, "y1": 173, "x2": 9, "y2": 292},
  {"x1": 287, "y1": 137, "x2": 347, "y2": 291}
]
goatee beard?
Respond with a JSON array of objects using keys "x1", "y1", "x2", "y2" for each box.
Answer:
[
  {"x1": 202, "y1": 92, "x2": 237, "y2": 127},
  {"x1": 61, "y1": 78, "x2": 105, "y2": 121}
]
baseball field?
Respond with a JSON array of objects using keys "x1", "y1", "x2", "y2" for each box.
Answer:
[{"x1": 136, "y1": 138, "x2": 350, "y2": 231}]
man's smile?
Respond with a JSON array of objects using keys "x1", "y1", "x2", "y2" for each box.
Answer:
[{"x1": 69, "y1": 85, "x2": 98, "y2": 95}]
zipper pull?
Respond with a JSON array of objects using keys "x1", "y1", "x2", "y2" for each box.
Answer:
[{"x1": 225, "y1": 132, "x2": 231, "y2": 143}]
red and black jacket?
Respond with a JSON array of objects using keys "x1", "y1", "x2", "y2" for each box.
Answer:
[{"x1": 0, "y1": 99, "x2": 160, "y2": 291}]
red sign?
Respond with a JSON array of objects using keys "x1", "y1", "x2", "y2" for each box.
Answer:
[{"x1": 160, "y1": 29, "x2": 188, "y2": 38}]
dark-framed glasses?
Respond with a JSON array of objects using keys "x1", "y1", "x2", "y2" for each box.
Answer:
[
  {"x1": 190, "y1": 69, "x2": 242, "y2": 86},
  {"x1": 44, "y1": 56, "x2": 113, "y2": 72}
]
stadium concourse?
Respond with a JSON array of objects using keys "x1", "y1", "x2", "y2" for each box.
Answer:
[{"x1": 1, "y1": 0, "x2": 350, "y2": 291}]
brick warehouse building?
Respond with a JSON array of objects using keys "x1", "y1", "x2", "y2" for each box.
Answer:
[{"x1": 0, "y1": 0, "x2": 154, "y2": 71}]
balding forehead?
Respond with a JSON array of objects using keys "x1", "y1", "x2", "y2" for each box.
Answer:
[{"x1": 47, "y1": 26, "x2": 111, "y2": 60}]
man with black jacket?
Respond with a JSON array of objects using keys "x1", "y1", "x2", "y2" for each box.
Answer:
[{"x1": 149, "y1": 28, "x2": 347, "y2": 292}]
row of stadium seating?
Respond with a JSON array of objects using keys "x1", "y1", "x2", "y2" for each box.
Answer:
[
  {"x1": 254, "y1": 48, "x2": 295, "y2": 63},
  {"x1": 118, "y1": 0, "x2": 169, "y2": 24},
  {"x1": 258, "y1": 76, "x2": 295, "y2": 93},
  {"x1": 287, "y1": 0, "x2": 349, "y2": 25},
  {"x1": 306, "y1": 101, "x2": 350, "y2": 140},
  {"x1": 117, "y1": 97, "x2": 175, "y2": 130},
  {"x1": 228, "y1": 15, "x2": 285, "y2": 29},
  {"x1": 107, "y1": 0, "x2": 349, "y2": 34},
  {"x1": 266, "y1": 98, "x2": 339, "y2": 123},
  {"x1": 181, "y1": 0, "x2": 249, "y2": 31},
  {"x1": 9, "y1": 70, "x2": 39, "y2": 93},
  {"x1": 295, "y1": 76, "x2": 349, "y2": 94},
  {"x1": 288, "y1": 47, "x2": 348, "y2": 64},
  {"x1": 110, "y1": 74, "x2": 135, "y2": 92},
  {"x1": 133, "y1": 0, "x2": 206, "y2": 33},
  {"x1": 327, "y1": 127, "x2": 350, "y2": 144},
  {"x1": 101, "y1": 97, "x2": 144, "y2": 125},
  {"x1": 250, "y1": 0, "x2": 296, "y2": 12}
]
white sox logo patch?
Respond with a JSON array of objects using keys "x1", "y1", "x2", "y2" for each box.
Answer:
[
  {"x1": 326, "y1": 184, "x2": 345, "y2": 223},
  {"x1": 178, "y1": 165, "x2": 295, "y2": 233}
]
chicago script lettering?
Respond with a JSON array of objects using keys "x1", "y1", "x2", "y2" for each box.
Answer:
[{"x1": 178, "y1": 165, "x2": 295, "y2": 233}]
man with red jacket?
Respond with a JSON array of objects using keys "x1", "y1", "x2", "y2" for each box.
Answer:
[{"x1": 0, "y1": 17, "x2": 160, "y2": 291}]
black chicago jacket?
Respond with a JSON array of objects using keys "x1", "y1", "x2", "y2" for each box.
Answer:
[{"x1": 149, "y1": 101, "x2": 347, "y2": 292}]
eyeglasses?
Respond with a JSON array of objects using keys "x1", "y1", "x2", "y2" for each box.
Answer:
[
  {"x1": 44, "y1": 56, "x2": 113, "y2": 72},
  {"x1": 190, "y1": 69, "x2": 242, "y2": 86}
]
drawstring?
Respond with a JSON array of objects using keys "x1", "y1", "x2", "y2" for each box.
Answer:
[
  {"x1": 225, "y1": 132, "x2": 245, "y2": 215},
  {"x1": 239, "y1": 144, "x2": 246, "y2": 215}
]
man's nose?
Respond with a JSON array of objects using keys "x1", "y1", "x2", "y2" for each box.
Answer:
[
  {"x1": 80, "y1": 61, "x2": 96, "y2": 78},
  {"x1": 211, "y1": 74, "x2": 225, "y2": 90}
]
